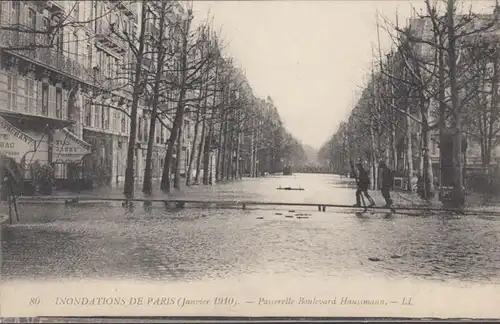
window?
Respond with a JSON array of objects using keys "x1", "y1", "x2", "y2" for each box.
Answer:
[
  {"x1": 87, "y1": 42, "x2": 92, "y2": 69},
  {"x1": 84, "y1": 98, "x2": 91, "y2": 126},
  {"x1": 42, "y1": 84, "x2": 49, "y2": 116},
  {"x1": 7, "y1": 74, "x2": 17, "y2": 111},
  {"x1": 121, "y1": 112, "x2": 126, "y2": 133},
  {"x1": 143, "y1": 115, "x2": 148, "y2": 142},
  {"x1": 160, "y1": 123, "x2": 165, "y2": 144},
  {"x1": 123, "y1": 19, "x2": 128, "y2": 36},
  {"x1": 101, "y1": 106, "x2": 109, "y2": 129},
  {"x1": 12, "y1": 2, "x2": 20, "y2": 26},
  {"x1": 24, "y1": 78, "x2": 35, "y2": 114},
  {"x1": 94, "y1": 105, "x2": 100, "y2": 128},
  {"x1": 28, "y1": 8, "x2": 36, "y2": 44},
  {"x1": 138, "y1": 117, "x2": 143, "y2": 141},
  {"x1": 55, "y1": 22, "x2": 64, "y2": 54},
  {"x1": 55, "y1": 88, "x2": 62, "y2": 119},
  {"x1": 43, "y1": 18, "x2": 50, "y2": 46},
  {"x1": 74, "y1": 33, "x2": 79, "y2": 62},
  {"x1": 156, "y1": 121, "x2": 160, "y2": 144}
]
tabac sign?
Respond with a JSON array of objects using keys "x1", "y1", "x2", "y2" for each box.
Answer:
[{"x1": 0, "y1": 116, "x2": 36, "y2": 162}]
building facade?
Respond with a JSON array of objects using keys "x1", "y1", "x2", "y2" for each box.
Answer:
[{"x1": 0, "y1": 0, "x2": 194, "y2": 191}]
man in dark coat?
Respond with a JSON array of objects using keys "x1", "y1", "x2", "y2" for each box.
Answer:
[
  {"x1": 379, "y1": 161, "x2": 394, "y2": 208},
  {"x1": 354, "y1": 162, "x2": 375, "y2": 207}
]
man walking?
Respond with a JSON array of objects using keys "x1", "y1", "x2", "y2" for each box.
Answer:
[
  {"x1": 354, "y1": 162, "x2": 375, "y2": 207},
  {"x1": 379, "y1": 160, "x2": 394, "y2": 209}
]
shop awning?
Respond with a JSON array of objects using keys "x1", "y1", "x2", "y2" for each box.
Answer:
[
  {"x1": 0, "y1": 111, "x2": 74, "y2": 130},
  {"x1": 0, "y1": 116, "x2": 36, "y2": 163},
  {"x1": 53, "y1": 128, "x2": 92, "y2": 162}
]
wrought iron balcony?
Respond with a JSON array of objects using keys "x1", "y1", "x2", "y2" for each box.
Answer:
[
  {"x1": 108, "y1": 0, "x2": 135, "y2": 18},
  {"x1": 39, "y1": 0, "x2": 65, "y2": 14},
  {"x1": 0, "y1": 31, "x2": 93, "y2": 83},
  {"x1": 95, "y1": 24, "x2": 127, "y2": 55}
]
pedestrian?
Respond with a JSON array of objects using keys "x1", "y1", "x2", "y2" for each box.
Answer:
[
  {"x1": 379, "y1": 161, "x2": 394, "y2": 208},
  {"x1": 354, "y1": 162, "x2": 375, "y2": 207}
]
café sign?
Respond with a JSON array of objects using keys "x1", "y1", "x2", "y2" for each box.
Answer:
[
  {"x1": 0, "y1": 117, "x2": 36, "y2": 162},
  {"x1": 53, "y1": 129, "x2": 91, "y2": 162}
]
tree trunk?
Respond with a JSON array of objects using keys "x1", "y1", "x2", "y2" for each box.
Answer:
[
  {"x1": 235, "y1": 132, "x2": 241, "y2": 179},
  {"x1": 369, "y1": 119, "x2": 377, "y2": 190},
  {"x1": 485, "y1": 51, "x2": 499, "y2": 167},
  {"x1": 186, "y1": 106, "x2": 201, "y2": 186},
  {"x1": 438, "y1": 41, "x2": 446, "y2": 192},
  {"x1": 174, "y1": 124, "x2": 182, "y2": 189},
  {"x1": 228, "y1": 128, "x2": 234, "y2": 180},
  {"x1": 405, "y1": 112, "x2": 414, "y2": 192},
  {"x1": 124, "y1": 6, "x2": 147, "y2": 198},
  {"x1": 250, "y1": 129, "x2": 255, "y2": 177},
  {"x1": 195, "y1": 112, "x2": 206, "y2": 184},
  {"x1": 142, "y1": 107, "x2": 158, "y2": 195},
  {"x1": 216, "y1": 114, "x2": 224, "y2": 182},
  {"x1": 447, "y1": 0, "x2": 465, "y2": 207},
  {"x1": 220, "y1": 115, "x2": 228, "y2": 181},
  {"x1": 160, "y1": 14, "x2": 192, "y2": 193},
  {"x1": 421, "y1": 107, "x2": 435, "y2": 200}
]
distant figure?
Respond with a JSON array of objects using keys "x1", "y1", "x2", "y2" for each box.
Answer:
[
  {"x1": 411, "y1": 172, "x2": 418, "y2": 192},
  {"x1": 379, "y1": 161, "x2": 394, "y2": 208},
  {"x1": 354, "y1": 163, "x2": 375, "y2": 207}
]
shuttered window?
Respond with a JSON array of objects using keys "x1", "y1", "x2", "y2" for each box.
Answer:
[
  {"x1": 56, "y1": 88, "x2": 62, "y2": 119},
  {"x1": 7, "y1": 73, "x2": 18, "y2": 111},
  {"x1": 42, "y1": 83, "x2": 49, "y2": 116},
  {"x1": 24, "y1": 77, "x2": 35, "y2": 114}
]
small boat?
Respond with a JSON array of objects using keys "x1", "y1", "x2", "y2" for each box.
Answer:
[{"x1": 276, "y1": 186, "x2": 304, "y2": 191}]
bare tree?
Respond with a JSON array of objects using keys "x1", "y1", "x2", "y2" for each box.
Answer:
[{"x1": 159, "y1": 6, "x2": 218, "y2": 192}]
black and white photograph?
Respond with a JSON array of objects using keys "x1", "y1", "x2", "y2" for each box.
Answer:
[{"x1": 1, "y1": 0, "x2": 500, "y2": 321}]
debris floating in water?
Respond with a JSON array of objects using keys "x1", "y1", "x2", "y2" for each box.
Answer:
[
  {"x1": 390, "y1": 255, "x2": 402, "y2": 259},
  {"x1": 368, "y1": 257, "x2": 382, "y2": 262}
]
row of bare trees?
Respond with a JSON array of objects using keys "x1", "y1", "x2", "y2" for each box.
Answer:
[
  {"x1": 0, "y1": 0, "x2": 305, "y2": 197},
  {"x1": 319, "y1": 0, "x2": 500, "y2": 208}
]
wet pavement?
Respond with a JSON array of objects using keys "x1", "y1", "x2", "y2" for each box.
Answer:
[{"x1": 2, "y1": 174, "x2": 500, "y2": 284}]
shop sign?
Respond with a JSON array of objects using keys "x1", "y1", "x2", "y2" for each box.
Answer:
[
  {"x1": 0, "y1": 117, "x2": 35, "y2": 161},
  {"x1": 53, "y1": 130, "x2": 92, "y2": 161}
]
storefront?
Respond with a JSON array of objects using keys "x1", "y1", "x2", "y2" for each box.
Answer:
[
  {"x1": 0, "y1": 114, "x2": 92, "y2": 192},
  {"x1": 83, "y1": 129, "x2": 114, "y2": 186},
  {"x1": 0, "y1": 116, "x2": 37, "y2": 164},
  {"x1": 52, "y1": 128, "x2": 92, "y2": 189}
]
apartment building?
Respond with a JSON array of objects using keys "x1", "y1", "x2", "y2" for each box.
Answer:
[{"x1": 0, "y1": 0, "x2": 193, "y2": 189}]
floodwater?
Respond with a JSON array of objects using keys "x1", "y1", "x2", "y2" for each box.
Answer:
[{"x1": 2, "y1": 173, "x2": 500, "y2": 318}]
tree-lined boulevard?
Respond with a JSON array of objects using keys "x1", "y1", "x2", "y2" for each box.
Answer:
[{"x1": 319, "y1": 0, "x2": 500, "y2": 209}]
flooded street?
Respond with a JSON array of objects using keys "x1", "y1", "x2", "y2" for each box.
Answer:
[{"x1": 2, "y1": 173, "x2": 500, "y2": 285}]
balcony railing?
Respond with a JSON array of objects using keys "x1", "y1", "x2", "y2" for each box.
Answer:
[
  {"x1": 95, "y1": 24, "x2": 127, "y2": 55},
  {"x1": 108, "y1": 0, "x2": 136, "y2": 18},
  {"x1": 0, "y1": 31, "x2": 94, "y2": 82},
  {"x1": 0, "y1": 31, "x2": 129, "y2": 94},
  {"x1": 35, "y1": 0, "x2": 65, "y2": 14}
]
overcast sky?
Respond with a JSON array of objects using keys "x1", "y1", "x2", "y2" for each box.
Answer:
[{"x1": 192, "y1": 0, "x2": 494, "y2": 150}]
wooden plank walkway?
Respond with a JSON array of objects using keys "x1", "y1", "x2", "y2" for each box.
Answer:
[{"x1": 14, "y1": 195, "x2": 500, "y2": 216}]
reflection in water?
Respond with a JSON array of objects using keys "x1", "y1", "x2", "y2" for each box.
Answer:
[{"x1": 1, "y1": 174, "x2": 500, "y2": 285}]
